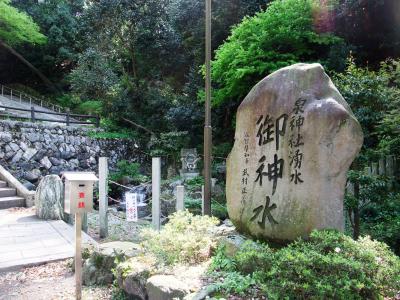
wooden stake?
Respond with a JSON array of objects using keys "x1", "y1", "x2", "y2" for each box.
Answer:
[{"x1": 75, "y1": 213, "x2": 82, "y2": 300}]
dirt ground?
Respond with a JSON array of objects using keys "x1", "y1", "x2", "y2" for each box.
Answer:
[{"x1": 0, "y1": 260, "x2": 113, "y2": 300}]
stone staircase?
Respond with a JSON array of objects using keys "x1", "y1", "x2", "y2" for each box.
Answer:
[
  {"x1": 0, "y1": 179, "x2": 25, "y2": 209},
  {"x1": 0, "y1": 165, "x2": 35, "y2": 209}
]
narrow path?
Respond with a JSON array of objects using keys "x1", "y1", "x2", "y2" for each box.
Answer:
[
  {"x1": 0, "y1": 208, "x2": 96, "y2": 272},
  {"x1": 0, "y1": 95, "x2": 68, "y2": 123}
]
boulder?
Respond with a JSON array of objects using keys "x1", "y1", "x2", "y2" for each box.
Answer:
[
  {"x1": 146, "y1": 275, "x2": 190, "y2": 300},
  {"x1": 226, "y1": 63, "x2": 363, "y2": 243},
  {"x1": 83, "y1": 242, "x2": 140, "y2": 286},
  {"x1": 116, "y1": 256, "x2": 157, "y2": 300},
  {"x1": 35, "y1": 175, "x2": 64, "y2": 220}
]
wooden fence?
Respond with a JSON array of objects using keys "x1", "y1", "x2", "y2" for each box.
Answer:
[
  {"x1": 1, "y1": 84, "x2": 64, "y2": 113},
  {"x1": 0, "y1": 105, "x2": 100, "y2": 127}
]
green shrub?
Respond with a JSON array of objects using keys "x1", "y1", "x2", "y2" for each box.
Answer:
[
  {"x1": 209, "y1": 230, "x2": 400, "y2": 299},
  {"x1": 109, "y1": 160, "x2": 148, "y2": 184},
  {"x1": 140, "y1": 211, "x2": 219, "y2": 265},
  {"x1": 77, "y1": 100, "x2": 103, "y2": 115}
]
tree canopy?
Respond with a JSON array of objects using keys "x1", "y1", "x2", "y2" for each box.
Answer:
[
  {"x1": 0, "y1": 0, "x2": 46, "y2": 45},
  {"x1": 211, "y1": 0, "x2": 345, "y2": 107}
]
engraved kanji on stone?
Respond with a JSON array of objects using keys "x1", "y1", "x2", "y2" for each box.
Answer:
[
  {"x1": 255, "y1": 154, "x2": 284, "y2": 195},
  {"x1": 256, "y1": 115, "x2": 274, "y2": 146},
  {"x1": 293, "y1": 98, "x2": 307, "y2": 114},
  {"x1": 290, "y1": 149, "x2": 303, "y2": 169},
  {"x1": 250, "y1": 195, "x2": 278, "y2": 228},
  {"x1": 290, "y1": 169, "x2": 304, "y2": 184},
  {"x1": 290, "y1": 115, "x2": 305, "y2": 131}
]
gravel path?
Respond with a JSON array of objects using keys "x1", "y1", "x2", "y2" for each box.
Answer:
[{"x1": 0, "y1": 260, "x2": 112, "y2": 300}]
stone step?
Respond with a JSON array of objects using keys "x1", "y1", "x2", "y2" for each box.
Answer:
[
  {"x1": 0, "y1": 196, "x2": 25, "y2": 209},
  {"x1": 0, "y1": 187, "x2": 17, "y2": 198},
  {"x1": 0, "y1": 181, "x2": 7, "y2": 188}
]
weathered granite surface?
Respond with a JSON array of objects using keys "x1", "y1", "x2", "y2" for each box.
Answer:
[
  {"x1": 35, "y1": 175, "x2": 64, "y2": 220},
  {"x1": 226, "y1": 63, "x2": 363, "y2": 242}
]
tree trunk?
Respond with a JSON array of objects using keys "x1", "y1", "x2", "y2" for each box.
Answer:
[{"x1": 0, "y1": 40, "x2": 58, "y2": 92}]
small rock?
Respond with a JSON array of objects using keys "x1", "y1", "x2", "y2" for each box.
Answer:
[
  {"x1": 11, "y1": 150, "x2": 23, "y2": 163},
  {"x1": 40, "y1": 156, "x2": 52, "y2": 170},
  {"x1": 23, "y1": 148, "x2": 38, "y2": 161},
  {"x1": 23, "y1": 181, "x2": 36, "y2": 191},
  {"x1": 0, "y1": 132, "x2": 12, "y2": 142},
  {"x1": 24, "y1": 169, "x2": 42, "y2": 182},
  {"x1": 9, "y1": 142, "x2": 20, "y2": 152},
  {"x1": 49, "y1": 157, "x2": 61, "y2": 166}
]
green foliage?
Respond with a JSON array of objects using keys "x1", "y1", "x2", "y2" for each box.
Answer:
[
  {"x1": 13, "y1": 0, "x2": 84, "y2": 84},
  {"x1": 211, "y1": 0, "x2": 345, "y2": 107},
  {"x1": 148, "y1": 131, "x2": 189, "y2": 162},
  {"x1": 359, "y1": 193, "x2": 400, "y2": 255},
  {"x1": 110, "y1": 160, "x2": 148, "y2": 184},
  {"x1": 140, "y1": 210, "x2": 219, "y2": 265},
  {"x1": 77, "y1": 101, "x2": 103, "y2": 115},
  {"x1": 209, "y1": 230, "x2": 400, "y2": 299},
  {"x1": 185, "y1": 176, "x2": 204, "y2": 192},
  {"x1": 0, "y1": 0, "x2": 46, "y2": 45},
  {"x1": 69, "y1": 48, "x2": 119, "y2": 100},
  {"x1": 334, "y1": 58, "x2": 400, "y2": 158}
]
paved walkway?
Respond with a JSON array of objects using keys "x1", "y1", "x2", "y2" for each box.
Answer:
[{"x1": 0, "y1": 209, "x2": 96, "y2": 271}]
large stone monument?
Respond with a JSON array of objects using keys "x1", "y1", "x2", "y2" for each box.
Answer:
[{"x1": 226, "y1": 63, "x2": 363, "y2": 243}]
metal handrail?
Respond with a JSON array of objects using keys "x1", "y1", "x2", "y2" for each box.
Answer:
[{"x1": 0, "y1": 84, "x2": 64, "y2": 113}]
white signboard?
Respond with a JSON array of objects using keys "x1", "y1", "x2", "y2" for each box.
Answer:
[{"x1": 126, "y1": 192, "x2": 138, "y2": 222}]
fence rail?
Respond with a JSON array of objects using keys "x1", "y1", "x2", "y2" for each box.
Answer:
[
  {"x1": 0, "y1": 105, "x2": 100, "y2": 127},
  {"x1": 0, "y1": 84, "x2": 64, "y2": 113}
]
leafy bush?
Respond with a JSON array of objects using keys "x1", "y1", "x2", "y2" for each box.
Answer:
[
  {"x1": 77, "y1": 100, "x2": 103, "y2": 115},
  {"x1": 140, "y1": 211, "x2": 219, "y2": 265},
  {"x1": 209, "y1": 230, "x2": 400, "y2": 299},
  {"x1": 109, "y1": 160, "x2": 148, "y2": 184},
  {"x1": 184, "y1": 196, "x2": 228, "y2": 220}
]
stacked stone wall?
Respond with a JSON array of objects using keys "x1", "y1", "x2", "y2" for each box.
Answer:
[{"x1": 0, "y1": 120, "x2": 142, "y2": 186}]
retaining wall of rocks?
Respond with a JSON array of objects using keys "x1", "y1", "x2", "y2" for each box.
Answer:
[{"x1": 0, "y1": 120, "x2": 143, "y2": 187}]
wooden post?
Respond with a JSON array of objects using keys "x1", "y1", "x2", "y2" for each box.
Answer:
[
  {"x1": 371, "y1": 162, "x2": 378, "y2": 175},
  {"x1": 82, "y1": 213, "x2": 88, "y2": 233},
  {"x1": 364, "y1": 166, "x2": 371, "y2": 175},
  {"x1": 1, "y1": 85, "x2": 3, "y2": 96},
  {"x1": 99, "y1": 157, "x2": 108, "y2": 238},
  {"x1": 176, "y1": 185, "x2": 185, "y2": 211},
  {"x1": 96, "y1": 115, "x2": 100, "y2": 127},
  {"x1": 201, "y1": 185, "x2": 205, "y2": 215},
  {"x1": 379, "y1": 157, "x2": 386, "y2": 175},
  {"x1": 152, "y1": 157, "x2": 161, "y2": 231},
  {"x1": 386, "y1": 155, "x2": 394, "y2": 177},
  {"x1": 66, "y1": 108, "x2": 70, "y2": 126},
  {"x1": 31, "y1": 106, "x2": 35, "y2": 123},
  {"x1": 75, "y1": 213, "x2": 82, "y2": 300},
  {"x1": 19, "y1": 94, "x2": 21, "y2": 102}
]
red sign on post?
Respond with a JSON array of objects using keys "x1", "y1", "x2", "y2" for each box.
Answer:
[
  {"x1": 79, "y1": 192, "x2": 85, "y2": 198},
  {"x1": 78, "y1": 201, "x2": 85, "y2": 208}
]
